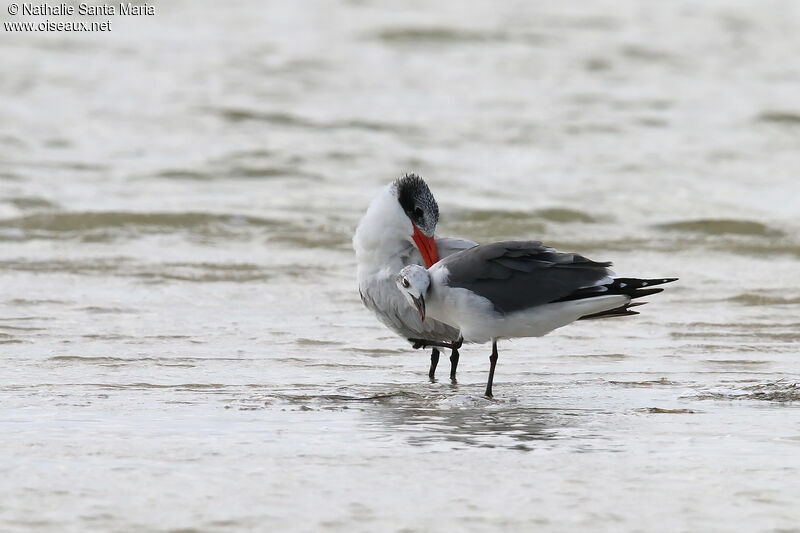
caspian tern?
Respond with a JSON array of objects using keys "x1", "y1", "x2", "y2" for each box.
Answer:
[
  {"x1": 395, "y1": 241, "x2": 677, "y2": 397},
  {"x1": 353, "y1": 174, "x2": 476, "y2": 380}
]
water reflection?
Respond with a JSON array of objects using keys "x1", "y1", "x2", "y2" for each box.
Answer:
[
  {"x1": 372, "y1": 403, "x2": 563, "y2": 450},
  {"x1": 231, "y1": 387, "x2": 605, "y2": 451}
]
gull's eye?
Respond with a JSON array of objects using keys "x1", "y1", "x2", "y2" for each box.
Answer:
[
  {"x1": 413, "y1": 207, "x2": 423, "y2": 218},
  {"x1": 402, "y1": 278, "x2": 410, "y2": 288}
]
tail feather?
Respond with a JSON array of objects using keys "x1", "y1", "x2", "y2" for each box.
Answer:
[
  {"x1": 555, "y1": 277, "x2": 677, "y2": 303},
  {"x1": 560, "y1": 276, "x2": 677, "y2": 321}
]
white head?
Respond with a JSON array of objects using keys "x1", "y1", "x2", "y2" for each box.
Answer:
[
  {"x1": 395, "y1": 264, "x2": 431, "y2": 320},
  {"x1": 353, "y1": 174, "x2": 441, "y2": 268}
]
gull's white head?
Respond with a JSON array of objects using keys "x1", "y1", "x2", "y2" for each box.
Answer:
[
  {"x1": 395, "y1": 264, "x2": 431, "y2": 320},
  {"x1": 353, "y1": 174, "x2": 441, "y2": 267}
]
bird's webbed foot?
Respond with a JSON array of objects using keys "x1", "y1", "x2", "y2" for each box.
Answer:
[{"x1": 408, "y1": 336, "x2": 463, "y2": 351}]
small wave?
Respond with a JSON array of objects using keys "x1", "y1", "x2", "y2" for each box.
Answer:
[
  {"x1": 635, "y1": 117, "x2": 669, "y2": 128},
  {"x1": 0, "y1": 315, "x2": 53, "y2": 321},
  {"x1": 620, "y1": 44, "x2": 676, "y2": 63},
  {"x1": 79, "y1": 306, "x2": 138, "y2": 314},
  {"x1": 449, "y1": 207, "x2": 598, "y2": 224},
  {"x1": 271, "y1": 223, "x2": 353, "y2": 249},
  {"x1": 568, "y1": 353, "x2": 629, "y2": 360},
  {"x1": 609, "y1": 378, "x2": 679, "y2": 387},
  {"x1": 223, "y1": 148, "x2": 273, "y2": 159},
  {"x1": 321, "y1": 391, "x2": 426, "y2": 403},
  {"x1": 51, "y1": 355, "x2": 137, "y2": 363},
  {"x1": 668, "y1": 321, "x2": 800, "y2": 342},
  {"x1": 654, "y1": 218, "x2": 782, "y2": 237},
  {"x1": 216, "y1": 108, "x2": 315, "y2": 127},
  {"x1": 610, "y1": 98, "x2": 674, "y2": 110},
  {"x1": 441, "y1": 207, "x2": 603, "y2": 242},
  {"x1": 718, "y1": 241, "x2": 800, "y2": 258},
  {"x1": 134, "y1": 262, "x2": 272, "y2": 283},
  {"x1": 636, "y1": 407, "x2": 696, "y2": 414},
  {"x1": 7, "y1": 298, "x2": 67, "y2": 306},
  {"x1": 532, "y1": 207, "x2": 598, "y2": 223},
  {"x1": 213, "y1": 107, "x2": 417, "y2": 136},
  {"x1": 228, "y1": 165, "x2": 322, "y2": 180},
  {"x1": 82, "y1": 333, "x2": 132, "y2": 341},
  {"x1": 373, "y1": 27, "x2": 508, "y2": 44},
  {"x1": 0, "y1": 259, "x2": 127, "y2": 275},
  {"x1": 5, "y1": 197, "x2": 60, "y2": 210},
  {"x1": 0, "y1": 211, "x2": 276, "y2": 232},
  {"x1": 0, "y1": 171, "x2": 22, "y2": 181},
  {"x1": 584, "y1": 57, "x2": 612, "y2": 72},
  {"x1": 449, "y1": 208, "x2": 533, "y2": 223},
  {"x1": 94, "y1": 382, "x2": 230, "y2": 390},
  {"x1": 295, "y1": 338, "x2": 345, "y2": 346},
  {"x1": 304, "y1": 362, "x2": 377, "y2": 369},
  {"x1": 48, "y1": 356, "x2": 214, "y2": 366},
  {"x1": 0, "y1": 324, "x2": 46, "y2": 331},
  {"x1": 704, "y1": 359, "x2": 771, "y2": 366},
  {"x1": 669, "y1": 321, "x2": 800, "y2": 330},
  {"x1": 695, "y1": 380, "x2": 800, "y2": 402},
  {"x1": 0, "y1": 211, "x2": 280, "y2": 242},
  {"x1": 1, "y1": 210, "x2": 352, "y2": 252},
  {"x1": 0, "y1": 134, "x2": 26, "y2": 147},
  {"x1": 0, "y1": 333, "x2": 23, "y2": 344},
  {"x1": 756, "y1": 111, "x2": 800, "y2": 125},
  {"x1": 442, "y1": 209, "x2": 545, "y2": 240},
  {"x1": 155, "y1": 169, "x2": 213, "y2": 180},
  {"x1": 230, "y1": 390, "x2": 428, "y2": 410},
  {"x1": 729, "y1": 293, "x2": 800, "y2": 306},
  {"x1": 350, "y1": 347, "x2": 408, "y2": 355},
  {"x1": 0, "y1": 259, "x2": 273, "y2": 283},
  {"x1": 564, "y1": 122, "x2": 621, "y2": 135},
  {"x1": 546, "y1": 14, "x2": 619, "y2": 31}
]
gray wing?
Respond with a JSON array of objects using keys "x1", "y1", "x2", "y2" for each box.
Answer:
[
  {"x1": 356, "y1": 236, "x2": 473, "y2": 343},
  {"x1": 439, "y1": 240, "x2": 613, "y2": 314},
  {"x1": 359, "y1": 240, "x2": 460, "y2": 342},
  {"x1": 435, "y1": 236, "x2": 477, "y2": 259},
  {"x1": 360, "y1": 275, "x2": 460, "y2": 342}
]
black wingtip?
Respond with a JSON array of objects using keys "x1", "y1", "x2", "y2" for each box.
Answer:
[
  {"x1": 629, "y1": 287, "x2": 664, "y2": 299},
  {"x1": 575, "y1": 278, "x2": 676, "y2": 320},
  {"x1": 608, "y1": 277, "x2": 677, "y2": 292},
  {"x1": 579, "y1": 307, "x2": 641, "y2": 320},
  {"x1": 554, "y1": 276, "x2": 676, "y2": 304}
]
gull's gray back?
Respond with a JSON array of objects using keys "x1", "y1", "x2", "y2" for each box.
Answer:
[{"x1": 439, "y1": 240, "x2": 613, "y2": 314}]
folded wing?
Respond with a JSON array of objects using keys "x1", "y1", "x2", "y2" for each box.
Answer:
[{"x1": 440, "y1": 241, "x2": 614, "y2": 314}]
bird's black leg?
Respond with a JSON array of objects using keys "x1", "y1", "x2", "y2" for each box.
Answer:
[
  {"x1": 485, "y1": 340, "x2": 499, "y2": 398},
  {"x1": 409, "y1": 337, "x2": 463, "y2": 383},
  {"x1": 429, "y1": 348, "x2": 440, "y2": 381},
  {"x1": 449, "y1": 348, "x2": 459, "y2": 382}
]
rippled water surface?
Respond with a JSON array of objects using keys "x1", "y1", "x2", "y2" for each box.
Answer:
[{"x1": 2, "y1": 0, "x2": 800, "y2": 531}]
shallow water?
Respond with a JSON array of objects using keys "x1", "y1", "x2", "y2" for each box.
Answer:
[{"x1": 2, "y1": 0, "x2": 800, "y2": 531}]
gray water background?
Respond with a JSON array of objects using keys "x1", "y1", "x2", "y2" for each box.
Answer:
[{"x1": 2, "y1": 0, "x2": 800, "y2": 531}]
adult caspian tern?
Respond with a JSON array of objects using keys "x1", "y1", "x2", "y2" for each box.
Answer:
[
  {"x1": 396, "y1": 241, "x2": 677, "y2": 397},
  {"x1": 353, "y1": 174, "x2": 476, "y2": 380}
]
